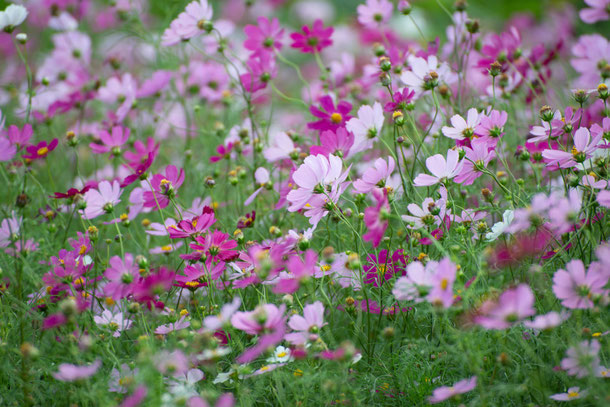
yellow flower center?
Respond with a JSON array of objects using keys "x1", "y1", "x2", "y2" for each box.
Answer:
[
  {"x1": 568, "y1": 392, "x2": 579, "y2": 399},
  {"x1": 160, "y1": 179, "x2": 171, "y2": 186},
  {"x1": 79, "y1": 245, "x2": 87, "y2": 255},
  {"x1": 37, "y1": 147, "x2": 49, "y2": 156},
  {"x1": 331, "y1": 113, "x2": 343, "y2": 123},
  {"x1": 161, "y1": 245, "x2": 172, "y2": 252},
  {"x1": 320, "y1": 264, "x2": 331, "y2": 272},
  {"x1": 440, "y1": 278, "x2": 449, "y2": 290},
  {"x1": 105, "y1": 297, "x2": 116, "y2": 306},
  {"x1": 260, "y1": 365, "x2": 270, "y2": 371},
  {"x1": 185, "y1": 281, "x2": 200, "y2": 288},
  {"x1": 120, "y1": 213, "x2": 129, "y2": 221},
  {"x1": 180, "y1": 309, "x2": 189, "y2": 316},
  {"x1": 277, "y1": 351, "x2": 287, "y2": 358}
]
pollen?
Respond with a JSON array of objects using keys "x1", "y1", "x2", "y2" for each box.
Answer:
[
  {"x1": 320, "y1": 264, "x2": 332, "y2": 272},
  {"x1": 185, "y1": 281, "x2": 200, "y2": 288},
  {"x1": 79, "y1": 244, "x2": 87, "y2": 255},
  {"x1": 180, "y1": 309, "x2": 189, "y2": 316},
  {"x1": 277, "y1": 351, "x2": 287, "y2": 358},
  {"x1": 330, "y1": 112, "x2": 343, "y2": 123},
  {"x1": 37, "y1": 146, "x2": 49, "y2": 156},
  {"x1": 160, "y1": 179, "x2": 171, "y2": 186}
]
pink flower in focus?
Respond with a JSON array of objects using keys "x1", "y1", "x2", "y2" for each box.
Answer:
[
  {"x1": 308, "y1": 95, "x2": 352, "y2": 132},
  {"x1": 428, "y1": 376, "x2": 477, "y2": 404},
  {"x1": 285, "y1": 301, "x2": 326, "y2": 345},
  {"x1": 240, "y1": 52, "x2": 277, "y2": 92},
  {"x1": 542, "y1": 127, "x2": 602, "y2": 169},
  {"x1": 82, "y1": 180, "x2": 122, "y2": 219},
  {"x1": 22, "y1": 139, "x2": 59, "y2": 161},
  {"x1": 90, "y1": 126, "x2": 130, "y2": 155},
  {"x1": 353, "y1": 156, "x2": 395, "y2": 194},
  {"x1": 414, "y1": 149, "x2": 463, "y2": 187},
  {"x1": 161, "y1": 0, "x2": 213, "y2": 46},
  {"x1": 290, "y1": 19, "x2": 333, "y2": 54},
  {"x1": 310, "y1": 127, "x2": 354, "y2": 159},
  {"x1": 475, "y1": 284, "x2": 536, "y2": 329}
]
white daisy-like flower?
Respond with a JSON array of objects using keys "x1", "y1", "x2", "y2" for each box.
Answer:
[
  {"x1": 267, "y1": 346, "x2": 293, "y2": 363},
  {"x1": 486, "y1": 209, "x2": 514, "y2": 241},
  {"x1": 0, "y1": 4, "x2": 28, "y2": 32}
]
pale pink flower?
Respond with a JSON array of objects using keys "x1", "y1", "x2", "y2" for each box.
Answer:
[
  {"x1": 442, "y1": 108, "x2": 481, "y2": 140},
  {"x1": 94, "y1": 309, "x2": 133, "y2": 337},
  {"x1": 82, "y1": 180, "x2": 123, "y2": 220},
  {"x1": 561, "y1": 340, "x2": 601, "y2": 378},
  {"x1": 542, "y1": 127, "x2": 602, "y2": 169},
  {"x1": 428, "y1": 376, "x2": 477, "y2": 404},
  {"x1": 53, "y1": 360, "x2": 101, "y2": 382},
  {"x1": 550, "y1": 387, "x2": 587, "y2": 401},
  {"x1": 352, "y1": 156, "x2": 395, "y2": 194},
  {"x1": 357, "y1": 0, "x2": 393, "y2": 30},
  {"x1": 414, "y1": 149, "x2": 463, "y2": 186},
  {"x1": 285, "y1": 301, "x2": 326, "y2": 345},
  {"x1": 346, "y1": 102, "x2": 384, "y2": 155},
  {"x1": 475, "y1": 284, "x2": 536, "y2": 329},
  {"x1": 579, "y1": 0, "x2": 610, "y2": 24},
  {"x1": 552, "y1": 260, "x2": 608, "y2": 309}
]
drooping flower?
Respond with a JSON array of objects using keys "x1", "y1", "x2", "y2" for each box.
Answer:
[
  {"x1": 285, "y1": 301, "x2": 326, "y2": 345},
  {"x1": 143, "y1": 165, "x2": 185, "y2": 210},
  {"x1": 552, "y1": 259, "x2": 608, "y2": 309},
  {"x1": 475, "y1": 284, "x2": 536, "y2": 329},
  {"x1": 82, "y1": 180, "x2": 123, "y2": 220},
  {"x1": 290, "y1": 19, "x2": 333, "y2": 54},
  {"x1": 345, "y1": 102, "x2": 384, "y2": 154},
  {"x1": 428, "y1": 376, "x2": 477, "y2": 404},
  {"x1": 357, "y1": 0, "x2": 393, "y2": 30},
  {"x1": 414, "y1": 149, "x2": 463, "y2": 187}
]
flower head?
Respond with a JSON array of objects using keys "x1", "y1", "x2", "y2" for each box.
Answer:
[{"x1": 290, "y1": 19, "x2": 333, "y2": 54}]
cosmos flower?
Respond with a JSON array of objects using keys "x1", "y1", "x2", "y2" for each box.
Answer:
[
  {"x1": 290, "y1": 19, "x2": 333, "y2": 54},
  {"x1": 428, "y1": 376, "x2": 477, "y2": 404}
]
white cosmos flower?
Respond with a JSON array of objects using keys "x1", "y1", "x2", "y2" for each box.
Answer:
[
  {"x1": 0, "y1": 4, "x2": 28, "y2": 32},
  {"x1": 486, "y1": 209, "x2": 514, "y2": 241}
]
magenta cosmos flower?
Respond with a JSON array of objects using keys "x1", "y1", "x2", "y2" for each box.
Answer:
[
  {"x1": 428, "y1": 376, "x2": 477, "y2": 404},
  {"x1": 308, "y1": 95, "x2": 352, "y2": 132},
  {"x1": 104, "y1": 253, "x2": 140, "y2": 300},
  {"x1": 90, "y1": 125, "x2": 130, "y2": 156},
  {"x1": 552, "y1": 259, "x2": 608, "y2": 309},
  {"x1": 143, "y1": 165, "x2": 185, "y2": 209},
  {"x1": 475, "y1": 284, "x2": 536, "y2": 329},
  {"x1": 357, "y1": 0, "x2": 393, "y2": 29},
  {"x1": 53, "y1": 360, "x2": 101, "y2": 382},
  {"x1": 542, "y1": 127, "x2": 602, "y2": 169},
  {"x1": 362, "y1": 189, "x2": 390, "y2": 248},
  {"x1": 240, "y1": 52, "x2": 278, "y2": 93},
  {"x1": 22, "y1": 139, "x2": 58, "y2": 161},
  {"x1": 290, "y1": 19, "x2": 333, "y2": 54},
  {"x1": 285, "y1": 301, "x2": 326, "y2": 345},
  {"x1": 82, "y1": 180, "x2": 122, "y2": 219},
  {"x1": 244, "y1": 16, "x2": 284, "y2": 55},
  {"x1": 414, "y1": 149, "x2": 463, "y2": 187},
  {"x1": 231, "y1": 303, "x2": 287, "y2": 363},
  {"x1": 310, "y1": 127, "x2": 354, "y2": 159},
  {"x1": 7, "y1": 123, "x2": 32, "y2": 148},
  {"x1": 580, "y1": 0, "x2": 610, "y2": 24}
]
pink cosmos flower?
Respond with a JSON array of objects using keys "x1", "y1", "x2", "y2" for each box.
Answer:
[
  {"x1": 530, "y1": 107, "x2": 582, "y2": 144},
  {"x1": 168, "y1": 207, "x2": 216, "y2": 239},
  {"x1": 402, "y1": 192, "x2": 449, "y2": 229},
  {"x1": 552, "y1": 259, "x2": 608, "y2": 309},
  {"x1": 231, "y1": 304, "x2": 287, "y2": 363},
  {"x1": 0, "y1": 137, "x2": 16, "y2": 162},
  {"x1": 240, "y1": 52, "x2": 277, "y2": 92},
  {"x1": 475, "y1": 284, "x2": 536, "y2": 329},
  {"x1": 475, "y1": 109, "x2": 508, "y2": 145},
  {"x1": 357, "y1": 0, "x2": 393, "y2": 29},
  {"x1": 22, "y1": 139, "x2": 59, "y2": 161},
  {"x1": 285, "y1": 301, "x2": 326, "y2": 345},
  {"x1": 414, "y1": 149, "x2": 463, "y2": 186},
  {"x1": 442, "y1": 108, "x2": 481, "y2": 141},
  {"x1": 143, "y1": 165, "x2": 185, "y2": 210},
  {"x1": 571, "y1": 34, "x2": 610, "y2": 88},
  {"x1": 580, "y1": 0, "x2": 610, "y2": 24},
  {"x1": 353, "y1": 156, "x2": 395, "y2": 194},
  {"x1": 428, "y1": 376, "x2": 477, "y2": 404},
  {"x1": 161, "y1": 0, "x2": 213, "y2": 46},
  {"x1": 273, "y1": 250, "x2": 317, "y2": 294},
  {"x1": 427, "y1": 257, "x2": 457, "y2": 308},
  {"x1": 561, "y1": 339, "x2": 601, "y2": 378},
  {"x1": 82, "y1": 180, "x2": 123, "y2": 219},
  {"x1": 542, "y1": 127, "x2": 602, "y2": 169},
  {"x1": 264, "y1": 132, "x2": 299, "y2": 162},
  {"x1": 156, "y1": 350, "x2": 189, "y2": 376},
  {"x1": 345, "y1": 102, "x2": 384, "y2": 154},
  {"x1": 203, "y1": 297, "x2": 241, "y2": 332},
  {"x1": 400, "y1": 55, "x2": 452, "y2": 96},
  {"x1": 287, "y1": 153, "x2": 350, "y2": 212},
  {"x1": 119, "y1": 386, "x2": 147, "y2": 407},
  {"x1": 311, "y1": 127, "x2": 354, "y2": 159},
  {"x1": 362, "y1": 189, "x2": 390, "y2": 248},
  {"x1": 550, "y1": 387, "x2": 587, "y2": 401},
  {"x1": 7, "y1": 123, "x2": 32, "y2": 148},
  {"x1": 548, "y1": 189, "x2": 582, "y2": 234},
  {"x1": 97, "y1": 73, "x2": 137, "y2": 121},
  {"x1": 90, "y1": 126, "x2": 130, "y2": 155},
  {"x1": 524, "y1": 311, "x2": 570, "y2": 330},
  {"x1": 308, "y1": 95, "x2": 352, "y2": 132},
  {"x1": 187, "y1": 61, "x2": 230, "y2": 102},
  {"x1": 94, "y1": 309, "x2": 133, "y2": 337},
  {"x1": 454, "y1": 138, "x2": 495, "y2": 185},
  {"x1": 104, "y1": 254, "x2": 140, "y2": 300},
  {"x1": 598, "y1": 190, "x2": 610, "y2": 208},
  {"x1": 190, "y1": 230, "x2": 238, "y2": 262},
  {"x1": 137, "y1": 70, "x2": 173, "y2": 98},
  {"x1": 290, "y1": 19, "x2": 333, "y2": 54},
  {"x1": 477, "y1": 26, "x2": 521, "y2": 72},
  {"x1": 244, "y1": 16, "x2": 284, "y2": 55},
  {"x1": 53, "y1": 360, "x2": 101, "y2": 382},
  {"x1": 384, "y1": 87, "x2": 415, "y2": 112},
  {"x1": 155, "y1": 316, "x2": 191, "y2": 335}
]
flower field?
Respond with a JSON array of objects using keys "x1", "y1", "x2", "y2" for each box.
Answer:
[{"x1": 0, "y1": 0, "x2": 609, "y2": 405}]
